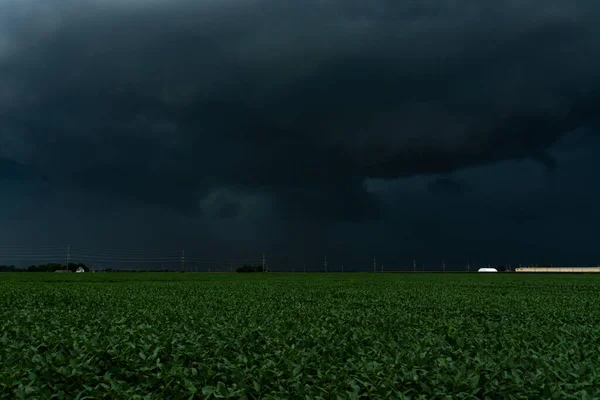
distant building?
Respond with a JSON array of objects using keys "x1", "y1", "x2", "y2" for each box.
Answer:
[
  {"x1": 76, "y1": 267, "x2": 85, "y2": 273},
  {"x1": 516, "y1": 267, "x2": 600, "y2": 273},
  {"x1": 478, "y1": 268, "x2": 498, "y2": 273}
]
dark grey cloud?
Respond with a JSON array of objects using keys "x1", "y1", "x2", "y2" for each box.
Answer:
[
  {"x1": 0, "y1": 0, "x2": 599, "y2": 222},
  {"x1": 427, "y1": 176, "x2": 470, "y2": 195},
  {"x1": 215, "y1": 201, "x2": 240, "y2": 219},
  {"x1": 0, "y1": 158, "x2": 45, "y2": 181},
  {"x1": 206, "y1": 193, "x2": 241, "y2": 219}
]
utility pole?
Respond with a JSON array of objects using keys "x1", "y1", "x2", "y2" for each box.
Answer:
[
  {"x1": 373, "y1": 257, "x2": 376, "y2": 272},
  {"x1": 443, "y1": 260, "x2": 446, "y2": 273},
  {"x1": 381, "y1": 264, "x2": 384, "y2": 273},
  {"x1": 324, "y1": 256, "x2": 328, "y2": 272},
  {"x1": 262, "y1": 253, "x2": 266, "y2": 272},
  {"x1": 413, "y1": 259, "x2": 416, "y2": 272},
  {"x1": 342, "y1": 265, "x2": 344, "y2": 273},
  {"x1": 467, "y1": 260, "x2": 471, "y2": 272},
  {"x1": 66, "y1": 244, "x2": 70, "y2": 272},
  {"x1": 304, "y1": 264, "x2": 306, "y2": 273},
  {"x1": 181, "y1": 249, "x2": 185, "y2": 272}
]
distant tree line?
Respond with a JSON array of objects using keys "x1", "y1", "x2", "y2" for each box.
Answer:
[
  {"x1": 0, "y1": 263, "x2": 89, "y2": 272},
  {"x1": 236, "y1": 265, "x2": 264, "y2": 273},
  {"x1": 27, "y1": 263, "x2": 89, "y2": 272}
]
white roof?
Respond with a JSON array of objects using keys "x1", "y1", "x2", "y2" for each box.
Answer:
[{"x1": 478, "y1": 268, "x2": 498, "y2": 272}]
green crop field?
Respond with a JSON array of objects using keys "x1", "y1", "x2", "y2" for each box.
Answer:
[{"x1": 1, "y1": 273, "x2": 600, "y2": 399}]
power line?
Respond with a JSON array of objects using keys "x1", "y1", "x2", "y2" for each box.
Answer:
[
  {"x1": 0, "y1": 244, "x2": 68, "y2": 249},
  {"x1": 65, "y1": 246, "x2": 186, "y2": 255},
  {"x1": 0, "y1": 249, "x2": 72, "y2": 255},
  {"x1": 76, "y1": 249, "x2": 174, "y2": 255},
  {"x1": 0, "y1": 253, "x2": 68, "y2": 258}
]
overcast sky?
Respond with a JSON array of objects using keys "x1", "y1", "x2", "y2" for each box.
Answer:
[{"x1": 1, "y1": 0, "x2": 599, "y2": 269}]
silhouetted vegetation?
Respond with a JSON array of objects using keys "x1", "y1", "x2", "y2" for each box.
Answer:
[
  {"x1": 25, "y1": 263, "x2": 89, "y2": 272},
  {"x1": 236, "y1": 265, "x2": 264, "y2": 273}
]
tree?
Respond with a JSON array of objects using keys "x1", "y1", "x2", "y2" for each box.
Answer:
[
  {"x1": 66, "y1": 263, "x2": 88, "y2": 272},
  {"x1": 25, "y1": 262, "x2": 87, "y2": 272},
  {"x1": 236, "y1": 265, "x2": 264, "y2": 273}
]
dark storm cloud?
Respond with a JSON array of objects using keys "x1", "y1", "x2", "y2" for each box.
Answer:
[
  {"x1": 1, "y1": 0, "x2": 599, "y2": 220},
  {"x1": 531, "y1": 151, "x2": 558, "y2": 171},
  {"x1": 427, "y1": 176, "x2": 470, "y2": 195},
  {"x1": 204, "y1": 193, "x2": 242, "y2": 219},
  {"x1": 0, "y1": 158, "x2": 46, "y2": 181}
]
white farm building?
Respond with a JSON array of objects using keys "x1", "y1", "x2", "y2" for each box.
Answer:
[
  {"x1": 478, "y1": 268, "x2": 498, "y2": 273},
  {"x1": 515, "y1": 267, "x2": 600, "y2": 273}
]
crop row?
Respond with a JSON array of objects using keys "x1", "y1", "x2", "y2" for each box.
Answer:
[{"x1": 1, "y1": 274, "x2": 599, "y2": 399}]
